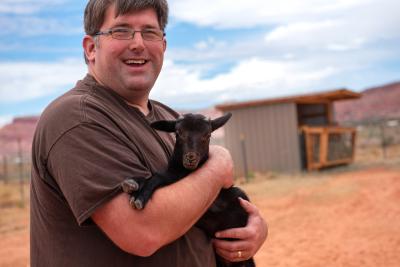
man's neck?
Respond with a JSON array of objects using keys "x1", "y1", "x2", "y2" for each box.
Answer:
[
  {"x1": 125, "y1": 101, "x2": 150, "y2": 116},
  {"x1": 88, "y1": 70, "x2": 150, "y2": 116}
]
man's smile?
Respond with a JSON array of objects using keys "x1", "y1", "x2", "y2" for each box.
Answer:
[{"x1": 124, "y1": 59, "x2": 148, "y2": 66}]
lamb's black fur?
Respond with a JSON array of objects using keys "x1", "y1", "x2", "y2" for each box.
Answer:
[{"x1": 122, "y1": 113, "x2": 255, "y2": 267}]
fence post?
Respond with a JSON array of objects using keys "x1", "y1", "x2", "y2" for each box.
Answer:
[
  {"x1": 240, "y1": 134, "x2": 249, "y2": 182},
  {"x1": 2, "y1": 156, "x2": 8, "y2": 184},
  {"x1": 17, "y1": 138, "x2": 25, "y2": 207},
  {"x1": 379, "y1": 122, "x2": 388, "y2": 159}
]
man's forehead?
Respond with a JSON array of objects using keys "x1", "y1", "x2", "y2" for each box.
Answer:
[{"x1": 104, "y1": 5, "x2": 160, "y2": 28}]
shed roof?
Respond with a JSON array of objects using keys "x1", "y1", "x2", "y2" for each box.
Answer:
[{"x1": 216, "y1": 89, "x2": 361, "y2": 111}]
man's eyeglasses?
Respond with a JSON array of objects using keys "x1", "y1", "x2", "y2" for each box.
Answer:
[{"x1": 94, "y1": 28, "x2": 165, "y2": 42}]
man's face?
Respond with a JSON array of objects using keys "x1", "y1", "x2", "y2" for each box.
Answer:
[{"x1": 87, "y1": 5, "x2": 166, "y2": 104}]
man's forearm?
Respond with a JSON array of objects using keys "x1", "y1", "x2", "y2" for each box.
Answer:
[
  {"x1": 140, "y1": 165, "x2": 223, "y2": 243},
  {"x1": 92, "y1": 164, "x2": 223, "y2": 256}
]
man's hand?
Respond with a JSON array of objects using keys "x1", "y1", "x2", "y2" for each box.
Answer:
[{"x1": 212, "y1": 198, "x2": 268, "y2": 262}]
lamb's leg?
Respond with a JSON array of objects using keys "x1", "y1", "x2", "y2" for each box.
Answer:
[
  {"x1": 121, "y1": 178, "x2": 147, "y2": 208},
  {"x1": 133, "y1": 174, "x2": 168, "y2": 209},
  {"x1": 121, "y1": 179, "x2": 140, "y2": 193}
]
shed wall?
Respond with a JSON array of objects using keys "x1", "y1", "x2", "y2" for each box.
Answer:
[{"x1": 223, "y1": 103, "x2": 301, "y2": 176}]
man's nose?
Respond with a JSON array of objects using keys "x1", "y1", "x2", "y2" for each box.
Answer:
[{"x1": 128, "y1": 32, "x2": 145, "y2": 50}]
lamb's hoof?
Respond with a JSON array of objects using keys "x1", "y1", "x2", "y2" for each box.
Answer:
[
  {"x1": 122, "y1": 179, "x2": 139, "y2": 193},
  {"x1": 134, "y1": 199, "x2": 144, "y2": 210},
  {"x1": 129, "y1": 196, "x2": 136, "y2": 207}
]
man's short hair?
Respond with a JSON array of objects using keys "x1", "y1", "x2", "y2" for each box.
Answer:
[{"x1": 84, "y1": 0, "x2": 169, "y2": 35}]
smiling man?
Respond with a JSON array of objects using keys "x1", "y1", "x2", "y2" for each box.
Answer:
[
  {"x1": 30, "y1": 1, "x2": 267, "y2": 266},
  {"x1": 85, "y1": 5, "x2": 165, "y2": 114}
]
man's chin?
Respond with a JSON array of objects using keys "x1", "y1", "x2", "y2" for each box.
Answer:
[
  {"x1": 128, "y1": 85, "x2": 150, "y2": 93},
  {"x1": 124, "y1": 77, "x2": 155, "y2": 92}
]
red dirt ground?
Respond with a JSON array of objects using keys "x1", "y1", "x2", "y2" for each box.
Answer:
[
  {"x1": 1, "y1": 165, "x2": 400, "y2": 267},
  {"x1": 250, "y1": 166, "x2": 400, "y2": 267}
]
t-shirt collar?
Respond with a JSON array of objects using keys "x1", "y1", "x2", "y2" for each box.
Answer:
[{"x1": 82, "y1": 74, "x2": 155, "y2": 119}]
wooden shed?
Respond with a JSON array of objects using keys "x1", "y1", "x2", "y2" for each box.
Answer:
[{"x1": 215, "y1": 89, "x2": 361, "y2": 175}]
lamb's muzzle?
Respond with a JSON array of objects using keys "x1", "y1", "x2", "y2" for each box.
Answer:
[{"x1": 183, "y1": 151, "x2": 200, "y2": 170}]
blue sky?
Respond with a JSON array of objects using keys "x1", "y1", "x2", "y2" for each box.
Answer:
[{"x1": 1, "y1": 0, "x2": 399, "y2": 126}]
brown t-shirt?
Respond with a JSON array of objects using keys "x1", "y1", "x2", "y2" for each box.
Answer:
[{"x1": 30, "y1": 74, "x2": 216, "y2": 267}]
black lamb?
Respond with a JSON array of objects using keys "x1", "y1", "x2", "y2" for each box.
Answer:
[{"x1": 122, "y1": 113, "x2": 255, "y2": 267}]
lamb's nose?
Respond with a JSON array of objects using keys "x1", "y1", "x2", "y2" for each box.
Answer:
[{"x1": 185, "y1": 152, "x2": 199, "y2": 161}]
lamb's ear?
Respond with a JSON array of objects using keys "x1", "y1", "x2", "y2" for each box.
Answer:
[
  {"x1": 211, "y1": 112, "x2": 232, "y2": 132},
  {"x1": 150, "y1": 120, "x2": 177, "y2": 132}
]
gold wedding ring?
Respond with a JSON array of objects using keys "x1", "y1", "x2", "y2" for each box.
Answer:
[{"x1": 237, "y1": 250, "x2": 242, "y2": 258}]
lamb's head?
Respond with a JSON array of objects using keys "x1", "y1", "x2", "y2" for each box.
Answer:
[{"x1": 151, "y1": 113, "x2": 232, "y2": 170}]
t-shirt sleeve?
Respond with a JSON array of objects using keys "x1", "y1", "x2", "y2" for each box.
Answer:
[{"x1": 47, "y1": 122, "x2": 151, "y2": 226}]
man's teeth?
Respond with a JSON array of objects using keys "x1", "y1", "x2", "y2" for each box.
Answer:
[{"x1": 125, "y1": 59, "x2": 146, "y2": 65}]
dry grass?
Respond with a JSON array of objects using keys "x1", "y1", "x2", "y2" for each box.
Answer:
[
  {"x1": 0, "y1": 182, "x2": 28, "y2": 208},
  {"x1": 0, "y1": 182, "x2": 29, "y2": 267},
  {"x1": 355, "y1": 144, "x2": 400, "y2": 162}
]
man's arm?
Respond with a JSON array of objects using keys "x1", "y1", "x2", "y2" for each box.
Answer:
[{"x1": 92, "y1": 146, "x2": 233, "y2": 257}]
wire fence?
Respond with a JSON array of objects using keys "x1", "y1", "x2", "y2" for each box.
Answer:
[
  {"x1": 1, "y1": 118, "x2": 399, "y2": 184},
  {"x1": 345, "y1": 118, "x2": 400, "y2": 161},
  {"x1": 0, "y1": 154, "x2": 31, "y2": 184},
  {"x1": 0, "y1": 153, "x2": 30, "y2": 207}
]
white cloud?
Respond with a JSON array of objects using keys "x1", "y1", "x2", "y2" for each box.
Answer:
[
  {"x1": 264, "y1": 20, "x2": 368, "y2": 51},
  {"x1": 151, "y1": 57, "x2": 338, "y2": 108},
  {"x1": 170, "y1": 0, "x2": 371, "y2": 28},
  {"x1": 0, "y1": 0, "x2": 65, "y2": 15},
  {"x1": 194, "y1": 37, "x2": 226, "y2": 51},
  {"x1": 263, "y1": 0, "x2": 400, "y2": 51},
  {"x1": 171, "y1": 0, "x2": 400, "y2": 53},
  {"x1": 265, "y1": 20, "x2": 338, "y2": 42},
  {"x1": 0, "y1": 59, "x2": 86, "y2": 103},
  {"x1": 0, "y1": 16, "x2": 82, "y2": 36},
  {"x1": 0, "y1": 0, "x2": 80, "y2": 37}
]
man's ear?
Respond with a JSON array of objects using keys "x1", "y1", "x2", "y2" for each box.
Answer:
[
  {"x1": 151, "y1": 120, "x2": 176, "y2": 132},
  {"x1": 211, "y1": 113, "x2": 232, "y2": 132},
  {"x1": 163, "y1": 37, "x2": 167, "y2": 52},
  {"x1": 83, "y1": 35, "x2": 96, "y2": 63}
]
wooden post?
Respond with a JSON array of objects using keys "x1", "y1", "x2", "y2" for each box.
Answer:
[
  {"x1": 2, "y1": 156, "x2": 8, "y2": 184},
  {"x1": 302, "y1": 126, "x2": 318, "y2": 171},
  {"x1": 380, "y1": 123, "x2": 387, "y2": 159},
  {"x1": 17, "y1": 138, "x2": 25, "y2": 207},
  {"x1": 305, "y1": 131, "x2": 314, "y2": 171},
  {"x1": 351, "y1": 129, "x2": 357, "y2": 162},
  {"x1": 326, "y1": 102, "x2": 334, "y2": 125},
  {"x1": 240, "y1": 134, "x2": 249, "y2": 182},
  {"x1": 320, "y1": 128, "x2": 328, "y2": 166}
]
